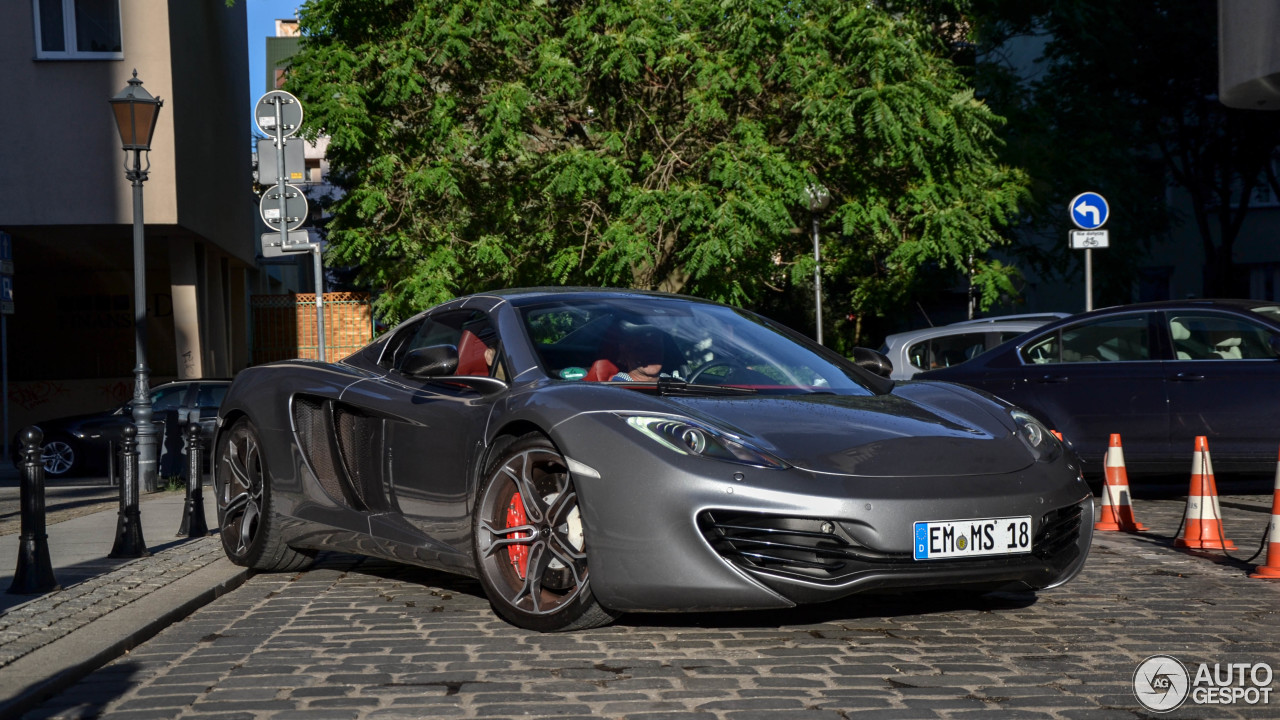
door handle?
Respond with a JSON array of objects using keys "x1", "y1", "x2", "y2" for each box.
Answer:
[
  {"x1": 1037, "y1": 375, "x2": 1069, "y2": 384},
  {"x1": 1171, "y1": 372, "x2": 1205, "y2": 382}
]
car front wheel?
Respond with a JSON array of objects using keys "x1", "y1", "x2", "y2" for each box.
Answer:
[{"x1": 473, "y1": 433, "x2": 618, "y2": 632}]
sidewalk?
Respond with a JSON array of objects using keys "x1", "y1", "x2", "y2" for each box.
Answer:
[{"x1": 0, "y1": 471, "x2": 248, "y2": 718}]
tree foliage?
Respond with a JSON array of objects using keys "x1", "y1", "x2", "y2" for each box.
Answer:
[
  {"x1": 973, "y1": 0, "x2": 1280, "y2": 302},
  {"x1": 286, "y1": 0, "x2": 1027, "y2": 342}
]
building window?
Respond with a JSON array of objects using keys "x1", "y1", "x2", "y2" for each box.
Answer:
[{"x1": 33, "y1": 0, "x2": 122, "y2": 59}]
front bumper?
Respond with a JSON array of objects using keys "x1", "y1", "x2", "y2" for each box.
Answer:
[{"x1": 556, "y1": 419, "x2": 1094, "y2": 613}]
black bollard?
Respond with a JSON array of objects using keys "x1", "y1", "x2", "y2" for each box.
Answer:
[
  {"x1": 108, "y1": 424, "x2": 149, "y2": 558},
  {"x1": 178, "y1": 422, "x2": 208, "y2": 537},
  {"x1": 8, "y1": 426, "x2": 60, "y2": 595}
]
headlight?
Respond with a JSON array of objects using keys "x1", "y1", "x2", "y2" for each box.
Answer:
[
  {"x1": 1011, "y1": 410, "x2": 1062, "y2": 463},
  {"x1": 618, "y1": 414, "x2": 788, "y2": 469}
]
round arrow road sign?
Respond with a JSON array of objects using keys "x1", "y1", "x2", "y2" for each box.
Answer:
[{"x1": 1069, "y1": 192, "x2": 1109, "y2": 230}]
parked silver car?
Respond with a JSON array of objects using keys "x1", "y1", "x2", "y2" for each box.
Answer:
[{"x1": 879, "y1": 313, "x2": 1070, "y2": 380}]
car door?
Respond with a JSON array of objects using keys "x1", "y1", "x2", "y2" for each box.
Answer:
[
  {"x1": 994, "y1": 312, "x2": 1169, "y2": 466},
  {"x1": 1162, "y1": 310, "x2": 1280, "y2": 465},
  {"x1": 342, "y1": 309, "x2": 503, "y2": 570}
]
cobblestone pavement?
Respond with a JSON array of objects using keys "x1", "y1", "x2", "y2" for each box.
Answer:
[{"x1": 23, "y1": 494, "x2": 1280, "y2": 720}]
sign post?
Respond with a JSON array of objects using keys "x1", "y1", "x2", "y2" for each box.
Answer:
[
  {"x1": 1069, "y1": 192, "x2": 1110, "y2": 311},
  {"x1": 254, "y1": 91, "x2": 326, "y2": 361}
]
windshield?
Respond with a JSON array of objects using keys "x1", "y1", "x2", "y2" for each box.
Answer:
[{"x1": 518, "y1": 295, "x2": 875, "y2": 395}]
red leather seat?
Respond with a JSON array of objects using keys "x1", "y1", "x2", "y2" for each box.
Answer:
[
  {"x1": 456, "y1": 330, "x2": 491, "y2": 376},
  {"x1": 584, "y1": 358, "x2": 619, "y2": 382}
]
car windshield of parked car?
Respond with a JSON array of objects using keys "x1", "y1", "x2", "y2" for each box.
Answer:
[{"x1": 519, "y1": 296, "x2": 875, "y2": 395}]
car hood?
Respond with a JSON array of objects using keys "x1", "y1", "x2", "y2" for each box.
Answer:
[{"x1": 661, "y1": 383, "x2": 1031, "y2": 477}]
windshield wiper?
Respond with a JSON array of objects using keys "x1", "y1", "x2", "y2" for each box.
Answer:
[{"x1": 653, "y1": 377, "x2": 758, "y2": 396}]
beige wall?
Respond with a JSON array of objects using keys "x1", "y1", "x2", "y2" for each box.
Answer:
[
  {"x1": 0, "y1": 0, "x2": 253, "y2": 265},
  {"x1": 0, "y1": 1, "x2": 176, "y2": 226}
]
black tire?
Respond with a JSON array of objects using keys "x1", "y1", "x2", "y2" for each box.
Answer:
[
  {"x1": 215, "y1": 418, "x2": 313, "y2": 571},
  {"x1": 40, "y1": 435, "x2": 78, "y2": 476},
  {"x1": 473, "y1": 433, "x2": 618, "y2": 632}
]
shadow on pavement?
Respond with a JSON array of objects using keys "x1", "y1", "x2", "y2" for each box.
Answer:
[{"x1": 19, "y1": 660, "x2": 142, "y2": 720}]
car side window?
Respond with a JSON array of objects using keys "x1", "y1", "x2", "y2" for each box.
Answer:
[
  {"x1": 908, "y1": 332, "x2": 988, "y2": 371},
  {"x1": 379, "y1": 320, "x2": 424, "y2": 369},
  {"x1": 1022, "y1": 333, "x2": 1059, "y2": 364},
  {"x1": 197, "y1": 384, "x2": 228, "y2": 410},
  {"x1": 395, "y1": 310, "x2": 503, "y2": 378},
  {"x1": 150, "y1": 385, "x2": 187, "y2": 412},
  {"x1": 1021, "y1": 316, "x2": 1150, "y2": 364},
  {"x1": 1168, "y1": 313, "x2": 1280, "y2": 360},
  {"x1": 1060, "y1": 316, "x2": 1149, "y2": 363}
]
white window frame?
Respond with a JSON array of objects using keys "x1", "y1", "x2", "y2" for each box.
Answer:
[{"x1": 32, "y1": 0, "x2": 124, "y2": 60}]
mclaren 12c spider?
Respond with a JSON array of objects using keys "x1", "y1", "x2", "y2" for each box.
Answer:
[{"x1": 213, "y1": 288, "x2": 1093, "y2": 632}]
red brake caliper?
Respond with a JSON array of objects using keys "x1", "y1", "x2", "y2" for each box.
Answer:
[{"x1": 506, "y1": 492, "x2": 530, "y2": 579}]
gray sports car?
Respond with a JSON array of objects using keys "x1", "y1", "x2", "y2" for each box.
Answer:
[{"x1": 213, "y1": 288, "x2": 1093, "y2": 632}]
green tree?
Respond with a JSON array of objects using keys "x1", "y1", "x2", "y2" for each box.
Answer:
[
  {"x1": 286, "y1": 0, "x2": 1027, "y2": 345},
  {"x1": 972, "y1": 0, "x2": 1280, "y2": 303}
]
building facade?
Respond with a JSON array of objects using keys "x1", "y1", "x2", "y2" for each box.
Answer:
[{"x1": 0, "y1": 1, "x2": 276, "y2": 434}]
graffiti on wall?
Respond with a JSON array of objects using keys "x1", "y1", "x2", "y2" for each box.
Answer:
[{"x1": 9, "y1": 381, "x2": 71, "y2": 412}]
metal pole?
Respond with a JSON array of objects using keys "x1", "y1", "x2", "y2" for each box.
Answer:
[
  {"x1": 314, "y1": 245, "x2": 326, "y2": 362},
  {"x1": 109, "y1": 423, "x2": 149, "y2": 558},
  {"x1": 967, "y1": 254, "x2": 976, "y2": 320},
  {"x1": 275, "y1": 97, "x2": 289, "y2": 251},
  {"x1": 1085, "y1": 247, "x2": 1093, "y2": 311},
  {"x1": 8, "y1": 426, "x2": 59, "y2": 595},
  {"x1": 812, "y1": 214, "x2": 823, "y2": 345},
  {"x1": 128, "y1": 147, "x2": 157, "y2": 493}
]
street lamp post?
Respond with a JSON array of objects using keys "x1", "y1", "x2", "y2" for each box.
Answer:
[
  {"x1": 806, "y1": 184, "x2": 831, "y2": 345},
  {"x1": 109, "y1": 71, "x2": 163, "y2": 495}
]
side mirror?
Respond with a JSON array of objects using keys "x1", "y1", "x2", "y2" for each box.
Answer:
[
  {"x1": 850, "y1": 347, "x2": 894, "y2": 379},
  {"x1": 401, "y1": 344, "x2": 459, "y2": 378}
]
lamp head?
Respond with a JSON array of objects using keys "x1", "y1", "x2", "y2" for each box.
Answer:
[{"x1": 109, "y1": 70, "x2": 163, "y2": 152}]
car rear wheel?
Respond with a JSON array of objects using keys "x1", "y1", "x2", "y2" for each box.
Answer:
[
  {"x1": 40, "y1": 437, "x2": 77, "y2": 476},
  {"x1": 215, "y1": 418, "x2": 313, "y2": 571},
  {"x1": 473, "y1": 433, "x2": 618, "y2": 632}
]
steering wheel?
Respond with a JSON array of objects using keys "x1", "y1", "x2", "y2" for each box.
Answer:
[{"x1": 689, "y1": 360, "x2": 737, "y2": 384}]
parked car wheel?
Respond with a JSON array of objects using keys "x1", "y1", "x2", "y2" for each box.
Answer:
[
  {"x1": 40, "y1": 435, "x2": 78, "y2": 476},
  {"x1": 472, "y1": 433, "x2": 618, "y2": 632},
  {"x1": 215, "y1": 418, "x2": 313, "y2": 571}
]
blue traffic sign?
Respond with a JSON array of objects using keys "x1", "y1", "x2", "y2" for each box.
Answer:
[{"x1": 1069, "y1": 192, "x2": 1109, "y2": 230}]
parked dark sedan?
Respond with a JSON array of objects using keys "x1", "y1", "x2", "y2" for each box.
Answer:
[
  {"x1": 213, "y1": 288, "x2": 1092, "y2": 632},
  {"x1": 918, "y1": 300, "x2": 1280, "y2": 477},
  {"x1": 17, "y1": 380, "x2": 231, "y2": 477}
]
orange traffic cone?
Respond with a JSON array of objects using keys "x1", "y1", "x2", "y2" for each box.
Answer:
[
  {"x1": 1250, "y1": 447, "x2": 1280, "y2": 579},
  {"x1": 1174, "y1": 436, "x2": 1237, "y2": 550},
  {"x1": 1095, "y1": 434, "x2": 1147, "y2": 532}
]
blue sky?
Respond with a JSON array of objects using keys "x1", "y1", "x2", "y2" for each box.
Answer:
[{"x1": 245, "y1": 0, "x2": 304, "y2": 135}]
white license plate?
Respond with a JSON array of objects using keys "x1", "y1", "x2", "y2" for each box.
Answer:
[{"x1": 913, "y1": 516, "x2": 1033, "y2": 560}]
